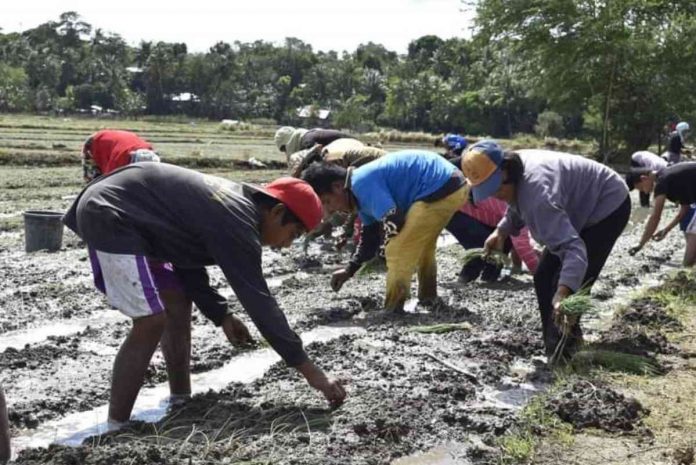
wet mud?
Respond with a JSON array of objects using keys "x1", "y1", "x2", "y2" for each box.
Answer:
[
  {"x1": 2, "y1": 196, "x2": 689, "y2": 464},
  {"x1": 547, "y1": 380, "x2": 648, "y2": 433}
]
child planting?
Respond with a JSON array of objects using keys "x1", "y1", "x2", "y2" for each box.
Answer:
[
  {"x1": 464, "y1": 141, "x2": 630, "y2": 360},
  {"x1": 64, "y1": 163, "x2": 345, "y2": 425}
]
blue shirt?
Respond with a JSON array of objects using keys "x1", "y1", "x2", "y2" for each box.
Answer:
[{"x1": 351, "y1": 150, "x2": 456, "y2": 225}]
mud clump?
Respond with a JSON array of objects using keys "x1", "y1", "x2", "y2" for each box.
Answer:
[
  {"x1": 618, "y1": 298, "x2": 683, "y2": 330},
  {"x1": 547, "y1": 380, "x2": 648, "y2": 433},
  {"x1": 597, "y1": 325, "x2": 677, "y2": 356},
  {"x1": 0, "y1": 343, "x2": 79, "y2": 370},
  {"x1": 16, "y1": 443, "x2": 176, "y2": 465}
]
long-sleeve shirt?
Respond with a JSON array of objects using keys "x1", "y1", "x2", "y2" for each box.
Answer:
[
  {"x1": 63, "y1": 163, "x2": 307, "y2": 366},
  {"x1": 459, "y1": 198, "x2": 538, "y2": 273},
  {"x1": 631, "y1": 151, "x2": 667, "y2": 173},
  {"x1": 497, "y1": 150, "x2": 628, "y2": 291}
]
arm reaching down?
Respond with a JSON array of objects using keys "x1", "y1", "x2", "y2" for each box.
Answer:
[
  {"x1": 653, "y1": 203, "x2": 689, "y2": 241},
  {"x1": 630, "y1": 195, "x2": 666, "y2": 255}
]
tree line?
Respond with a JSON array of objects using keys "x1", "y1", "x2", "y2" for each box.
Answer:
[{"x1": 0, "y1": 3, "x2": 695, "y2": 158}]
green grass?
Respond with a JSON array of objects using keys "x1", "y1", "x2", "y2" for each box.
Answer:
[{"x1": 497, "y1": 394, "x2": 574, "y2": 464}]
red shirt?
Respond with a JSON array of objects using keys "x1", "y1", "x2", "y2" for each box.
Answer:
[{"x1": 88, "y1": 130, "x2": 153, "y2": 175}]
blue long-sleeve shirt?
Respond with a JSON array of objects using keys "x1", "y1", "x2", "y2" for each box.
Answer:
[{"x1": 497, "y1": 150, "x2": 628, "y2": 291}]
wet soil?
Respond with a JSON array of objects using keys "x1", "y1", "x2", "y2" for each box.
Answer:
[
  {"x1": 617, "y1": 297, "x2": 683, "y2": 330},
  {"x1": 547, "y1": 380, "x2": 648, "y2": 433},
  {"x1": 2, "y1": 195, "x2": 689, "y2": 464}
]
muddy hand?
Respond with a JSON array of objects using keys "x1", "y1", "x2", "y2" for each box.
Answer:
[
  {"x1": 652, "y1": 229, "x2": 667, "y2": 242},
  {"x1": 551, "y1": 286, "x2": 572, "y2": 332},
  {"x1": 331, "y1": 268, "x2": 351, "y2": 292},
  {"x1": 297, "y1": 360, "x2": 347, "y2": 408},
  {"x1": 483, "y1": 229, "x2": 505, "y2": 254},
  {"x1": 221, "y1": 314, "x2": 254, "y2": 347}
]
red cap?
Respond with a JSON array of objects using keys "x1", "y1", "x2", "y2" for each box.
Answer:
[{"x1": 263, "y1": 177, "x2": 323, "y2": 231}]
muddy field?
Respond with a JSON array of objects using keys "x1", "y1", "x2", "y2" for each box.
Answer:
[
  {"x1": 0, "y1": 115, "x2": 689, "y2": 465},
  {"x1": 0, "y1": 159, "x2": 688, "y2": 465}
]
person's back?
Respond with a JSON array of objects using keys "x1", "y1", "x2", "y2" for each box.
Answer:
[
  {"x1": 65, "y1": 163, "x2": 259, "y2": 267},
  {"x1": 655, "y1": 162, "x2": 696, "y2": 205},
  {"x1": 632, "y1": 150, "x2": 667, "y2": 173},
  {"x1": 351, "y1": 150, "x2": 456, "y2": 224},
  {"x1": 512, "y1": 149, "x2": 628, "y2": 235}
]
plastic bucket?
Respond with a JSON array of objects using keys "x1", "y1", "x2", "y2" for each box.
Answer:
[{"x1": 23, "y1": 210, "x2": 64, "y2": 253}]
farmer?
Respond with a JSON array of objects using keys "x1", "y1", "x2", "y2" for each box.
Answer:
[
  {"x1": 627, "y1": 162, "x2": 696, "y2": 266},
  {"x1": 663, "y1": 121, "x2": 690, "y2": 165},
  {"x1": 81, "y1": 129, "x2": 160, "y2": 182},
  {"x1": 302, "y1": 150, "x2": 468, "y2": 311},
  {"x1": 465, "y1": 141, "x2": 630, "y2": 360},
  {"x1": 80, "y1": 129, "x2": 200, "y2": 414},
  {"x1": 63, "y1": 163, "x2": 345, "y2": 425},
  {"x1": 274, "y1": 126, "x2": 354, "y2": 165},
  {"x1": 0, "y1": 387, "x2": 9, "y2": 464},
  {"x1": 293, "y1": 140, "x2": 387, "y2": 249},
  {"x1": 629, "y1": 150, "x2": 668, "y2": 207}
]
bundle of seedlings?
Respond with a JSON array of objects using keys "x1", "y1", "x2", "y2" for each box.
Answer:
[
  {"x1": 459, "y1": 248, "x2": 508, "y2": 283},
  {"x1": 569, "y1": 349, "x2": 662, "y2": 375},
  {"x1": 550, "y1": 292, "x2": 596, "y2": 366}
]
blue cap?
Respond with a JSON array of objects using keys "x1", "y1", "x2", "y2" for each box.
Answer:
[
  {"x1": 461, "y1": 140, "x2": 504, "y2": 203},
  {"x1": 443, "y1": 134, "x2": 468, "y2": 151}
]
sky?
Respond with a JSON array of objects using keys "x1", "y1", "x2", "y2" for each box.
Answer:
[{"x1": 1, "y1": 0, "x2": 476, "y2": 54}]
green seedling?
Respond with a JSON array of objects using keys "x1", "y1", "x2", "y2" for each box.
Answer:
[
  {"x1": 461, "y1": 248, "x2": 509, "y2": 266},
  {"x1": 569, "y1": 349, "x2": 661, "y2": 376},
  {"x1": 409, "y1": 322, "x2": 472, "y2": 334}
]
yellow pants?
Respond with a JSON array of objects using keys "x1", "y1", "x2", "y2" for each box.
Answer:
[{"x1": 383, "y1": 185, "x2": 469, "y2": 311}]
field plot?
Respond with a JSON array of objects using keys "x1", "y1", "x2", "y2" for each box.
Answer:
[{"x1": 0, "y1": 115, "x2": 689, "y2": 464}]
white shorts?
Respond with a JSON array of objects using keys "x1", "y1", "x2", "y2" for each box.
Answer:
[{"x1": 89, "y1": 250, "x2": 166, "y2": 319}]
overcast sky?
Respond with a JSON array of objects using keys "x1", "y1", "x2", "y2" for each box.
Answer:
[{"x1": 1, "y1": 0, "x2": 476, "y2": 54}]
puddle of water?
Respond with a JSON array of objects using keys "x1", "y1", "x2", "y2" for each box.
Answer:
[
  {"x1": 13, "y1": 324, "x2": 366, "y2": 452},
  {"x1": 391, "y1": 442, "x2": 470, "y2": 465},
  {"x1": 0, "y1": 311, "x2": 127, "y2": 352}
]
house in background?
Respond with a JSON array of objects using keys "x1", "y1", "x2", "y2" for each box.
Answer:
[{"x1": 297, "y1": 105, "x2": 331, "y2": 128}]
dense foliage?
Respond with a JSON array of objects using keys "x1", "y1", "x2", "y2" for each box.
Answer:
[{"x1": 1, "y1": 6, "x2": 695, "y2": 157}]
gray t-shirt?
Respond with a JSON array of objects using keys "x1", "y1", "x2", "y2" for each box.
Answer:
[
  {"x1": 64, "y1": 162, "x2": 307, "y2": 366},
  {"x1": 498, "y1": 150, "x2": 628, "y2": 291}
]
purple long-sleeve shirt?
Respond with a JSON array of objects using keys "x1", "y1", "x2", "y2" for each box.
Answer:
[{"x1": 498, "y1": 150, "x2": 628, "y2": 291}]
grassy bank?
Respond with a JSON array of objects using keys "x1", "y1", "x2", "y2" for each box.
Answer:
[{"x1": 496, "y1": 270, "x2": 696, "y2": 464}]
